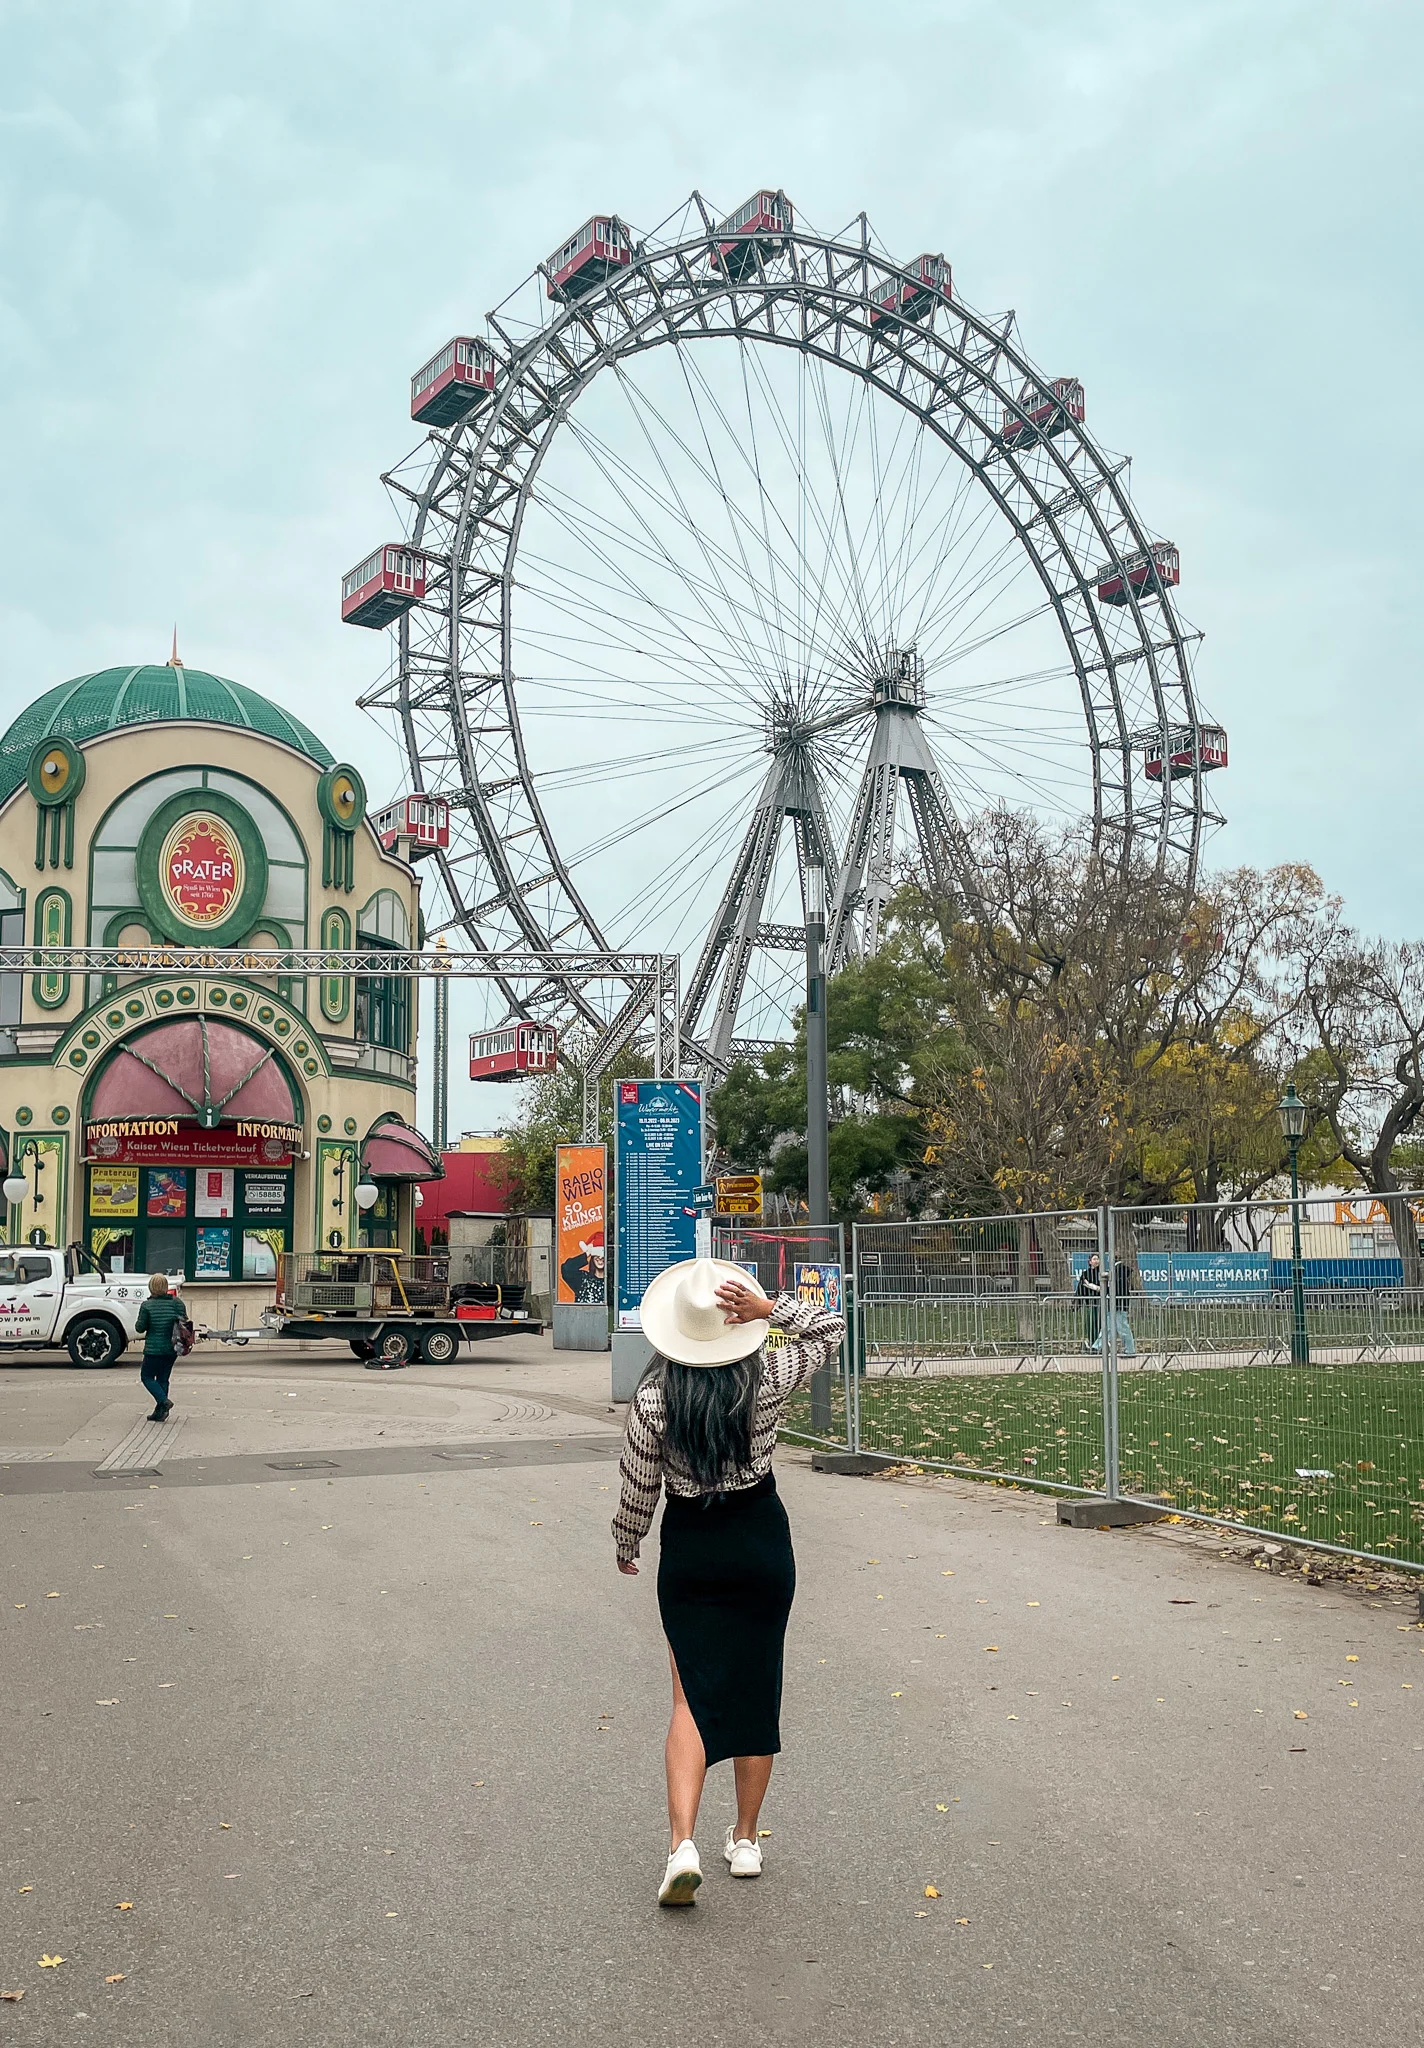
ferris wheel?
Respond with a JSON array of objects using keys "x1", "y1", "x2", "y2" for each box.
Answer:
[{"x1": 346, "y1": 191, "x2": 1224, "y2": 1071}]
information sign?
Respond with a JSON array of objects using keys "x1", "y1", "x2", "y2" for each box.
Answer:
[
  {"x1": 615, "y1": 1080, "x2": 703, "y2": 1331},
  {"x1": 691, "y1": 1184, "x2": 715, "y2": 1215}
]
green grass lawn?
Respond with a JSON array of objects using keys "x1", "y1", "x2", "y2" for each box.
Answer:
[{"x1": 848, "y1": 1363, "x2": 1424, "y2": 1567}]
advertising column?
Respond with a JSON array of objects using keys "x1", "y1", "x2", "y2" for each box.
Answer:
[
  {"x1": 553, "y1": 1142, "x2": 609, "y2": 1353},
  {"x1": 612, "y1": 1078, "x2": 703, "y2": 1399}
]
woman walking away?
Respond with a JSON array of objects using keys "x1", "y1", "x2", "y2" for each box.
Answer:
[
  {"x1": 613, "y1": 1258, "x2": 845, "y2": 1908},
  {"x1": 135, "y1": 1272, "x2": 190, "y2": 1421}
]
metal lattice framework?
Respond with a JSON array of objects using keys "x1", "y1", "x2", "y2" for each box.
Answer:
[{"x1": 357, "y1": 193, "x2": 1220, "y2": 1073}]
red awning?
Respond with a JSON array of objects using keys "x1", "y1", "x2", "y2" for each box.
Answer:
[
  {"x1": 362, "y1": 1117, "x2": 443, "y2": 1182},
  {"x1": 89, "y1": 1017, "x2": 298, "y2": 1125}
]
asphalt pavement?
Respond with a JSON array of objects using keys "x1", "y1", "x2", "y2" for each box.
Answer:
[{"x1": 3, "y1": 1337, "x2": 1422, "y2": 2045}]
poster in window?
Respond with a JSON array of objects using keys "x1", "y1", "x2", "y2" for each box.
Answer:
[
  {"x1": 195, "y1": 1167, "x2": 235, "y2": 1218},
  {"x1": 241, "y1": 1173, "x2": 289, "y2": 1214},
  {"x1": 146, "y1": 1169, "x2": 188, "y2": 1218},
  {"x1": 89, "y1": 1166, "x2": 140, "y2": 1219},
  {"x1": 194, "y1": 1225, "x2": 231, "y2": 1278},
  {"x1": 242, "y1": 1227, "x2": 285, "y2": 1280}
]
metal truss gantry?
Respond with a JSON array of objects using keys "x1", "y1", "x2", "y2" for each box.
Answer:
[{"x1": 1, "y1": 946, "x2": 681, "y2": 1143}]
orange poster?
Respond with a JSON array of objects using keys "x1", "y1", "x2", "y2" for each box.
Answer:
[{"x1": 556, "y1": 1144, "x2": 606, "y2": 1306}]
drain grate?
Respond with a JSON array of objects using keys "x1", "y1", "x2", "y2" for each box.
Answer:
[
  {"x1": 265, "y1": 1458, "x2": 339, "y2": 1472},
  {"x1": 431, "y1": 1449, "x2": 492, "y2": 1462},
  {"x1": 97, "y1": 1468, "x2": 159, "y2": 1479}
]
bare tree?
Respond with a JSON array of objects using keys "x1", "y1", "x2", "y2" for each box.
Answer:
[{"x1": 1300, "y1": 918, "x2": 1424, "y2": 1286}]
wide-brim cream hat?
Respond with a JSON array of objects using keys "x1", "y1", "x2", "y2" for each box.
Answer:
[{"x1": 639, "y1": 1257, "x2": 769, "y2": 1367}]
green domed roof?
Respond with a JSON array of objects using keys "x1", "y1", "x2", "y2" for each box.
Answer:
[{"x1": 0, "y1": 665, "x2": 335, "y2": 806}]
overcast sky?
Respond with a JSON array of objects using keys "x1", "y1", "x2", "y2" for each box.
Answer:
[{"x1": 3, "y1": 0, "x2": 1420, "y2": 1124}]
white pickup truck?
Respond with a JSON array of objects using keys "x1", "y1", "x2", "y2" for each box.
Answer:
[{"x1": 0, "y1": 1244, "x2": 154, "y2": 1368}]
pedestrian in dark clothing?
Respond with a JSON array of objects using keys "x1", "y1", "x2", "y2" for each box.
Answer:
[
  {"x1": 1075, "y1": 1253, "x2": 1103, "y2": 1348},
  {"x1": 135, "y1": 1272, "x2": 189, "y2": 1420}
]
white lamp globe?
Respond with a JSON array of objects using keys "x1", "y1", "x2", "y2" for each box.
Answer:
[
  {"x1": 354, "y1": 1180, "x2": 380, "y2": 1212},
  {"x1": 3, "y1": 1174, "x2": 28, "y2": 1206}
]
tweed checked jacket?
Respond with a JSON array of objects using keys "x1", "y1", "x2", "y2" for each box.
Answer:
[{"x1": 612, "y1": 1292, "x2": 847, "y2": 1562}]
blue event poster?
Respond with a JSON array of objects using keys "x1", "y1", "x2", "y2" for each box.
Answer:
[{"x1": 614, "y1": 1079, "x2": 703, "y2": 1330}]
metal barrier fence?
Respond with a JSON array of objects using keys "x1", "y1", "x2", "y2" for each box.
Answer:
[
  {"x1": 850, "y1": 1200, "x2": 1424, "y2": 1572},
  {"x1": 714, "y1": 1223, "x2": 852, "y2": 1452}
]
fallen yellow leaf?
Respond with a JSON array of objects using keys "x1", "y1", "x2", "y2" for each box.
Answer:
[
  {"x1": 38, "y1": 1956, "x2": 62, "y2": 1968},
  {"x1": 219, "y1": 1823, "x2": 232, "y2": 1830},
  {"x1": 45, "y1": 1593, "x2": 59, "y2": 1600},
  {"x1": 915, "y1": 1910, "x2": 929, "y2": 1918},
  {"x1": 1, "y1": 1989, "x2": 24, "y2": 2001},
  {"x1": 936, "y1": 1804, "x2": 948, "y2": 1812},
  {"x1": 1293, "y1": 1710, "x2": 1308, "y2": 1720},
  {"x1": 891, "y1": 1691, "x2": 903, "y2": 1698},
  {"x1": 106, "y1": 1974, "x2": 125, "y2": 1985},
  {"x1": 1346, "y1": 1655, "x2": 1359, "y2": 1663},
  {"x1": 955, "y1": 1917, "x2": 969, "y2": 1925},
  {"x1": 18, "y1": 1887, "x2": 32, "y2": 1894},
  {"x1": 116, "y1": 1902, "x2": 133, "y2": 1911},
  {"x1": 984, "y1": 1645, "x2": 999, "y2": 1653},
  {"x1": 1027, "y1": 1601, "x2": 1040, "y2": 1607},
  {"x1": 941, "y1": 1570, "x2": 953, "y2": 1576},
  {"x1": 758, "y1": 1830, "x2": 772, "y2": 1838},
  {"x1": 924, "y1": 1885, "x2": 940, "y2": 1898}
]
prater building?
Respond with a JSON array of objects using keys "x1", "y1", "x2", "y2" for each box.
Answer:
[{"x1": 0, "y1": 658, "x2": 440, "y2": 1327}]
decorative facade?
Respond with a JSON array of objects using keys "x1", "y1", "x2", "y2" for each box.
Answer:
[{"x1": 0, "y1": 661, "x2": 440, "y2": 1325}]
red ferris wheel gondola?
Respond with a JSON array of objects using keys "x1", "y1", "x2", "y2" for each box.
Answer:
[
  {"x1": 371, "y1": 794, "x2": 451, "y2": 855},
  {"x1": 870, "y1": 253, "x2": 950, "y2": 328},
  {"x1": 469, "y1": 1021, "x2": 559, "y2": 1081},
  {"x1": 710, "y1": 190, "x2": 794, "y2": 280},
  {"x1": 545, "y1": 217, "x2": 633, "y2": 301},
  {"x1": 341, "y1": 545, "x2": 428, "y2": 629},
  {"x1": 1001, "y1": 376, "x2": 1085, "y2": 449},
  {"x1": 1096, "y1": 541, "x2": 1180, "y2": 606},
  {"x1": 411, "y1": 337, "x2": 497, "y2": 427},
  {"x1": 1144, "y1": 726, "x2": 1228, "y2": 782}
]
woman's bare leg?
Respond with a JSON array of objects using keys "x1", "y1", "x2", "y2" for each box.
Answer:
[
  {"x1": 732, "y1": 1755, "x2": 773, "y2": 1841},
  {"x1": 666, "y1": 1648, "x2": 707, "y2": 1850}
]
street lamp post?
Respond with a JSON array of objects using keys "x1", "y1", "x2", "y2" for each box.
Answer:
[
  {"x1": 3, "y1": 1142, "x2": 46, "y2": 1245},
  {"x1": 804, "y1": 858, "x2": 832, "y2": 1433},
  {"x1": 1277, "y1": 1083, "x2": 1310, "y2": 1366}
]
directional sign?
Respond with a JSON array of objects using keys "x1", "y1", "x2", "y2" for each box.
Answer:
[
  {"x1": 716, "y1": 1173, "x2": 763, "y2": 1218},
  {"x1": 691, "y1": 1184, "x2": 716, "y2": 1215}
]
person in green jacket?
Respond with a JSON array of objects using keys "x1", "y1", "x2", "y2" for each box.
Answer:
[{"x1": 135, "y1": 1272, "x2": 189, "y2": 1421}]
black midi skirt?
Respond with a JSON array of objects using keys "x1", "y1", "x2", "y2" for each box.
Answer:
[{"x1": 657, "y1": 1472, "x2": 796, "y2": 1768}]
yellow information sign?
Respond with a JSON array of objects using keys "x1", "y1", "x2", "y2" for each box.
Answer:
[{"x1": 715, "y1": 1173, "x2": 763, "y2": 1218}]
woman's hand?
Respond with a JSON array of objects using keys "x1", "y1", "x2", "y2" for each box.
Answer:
[
  {"x1": 715, "y1": 1277, "x2": 776, "y2": 1325},
  {"x1": 617, "y1": 1558, "x2": 639, "y2": 1575}
]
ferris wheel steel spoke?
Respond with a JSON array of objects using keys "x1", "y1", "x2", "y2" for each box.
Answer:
[
  {"x1": 529, "y1": 460, "x2": 785, "y2": 684},
  {"x1": 666, "y1": 342, "x2": 788, "y2": 688},
  {"x1": 603, "y1": 353, "x2": 867, "y2": 700},
  {"x1": 522, "y1": 491, "x2": 774, "y2": 709},
  {"x1": 605, "y1": 363, "x2": 781, "y2": 696},
  {"x1": 548, "y1": 421, "x2": 774, "y2": 703}
]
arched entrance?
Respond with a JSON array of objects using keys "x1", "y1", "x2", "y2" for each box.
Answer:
[{"x1": 84, "y1": 1016, "x2": 302, "y2": 1280}]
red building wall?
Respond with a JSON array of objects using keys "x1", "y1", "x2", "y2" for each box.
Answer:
[{"x1": 418, "y1": 1150, "x2": 512, "y2": 1231}]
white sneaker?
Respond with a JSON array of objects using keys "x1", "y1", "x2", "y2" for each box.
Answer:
[
  {"x1": 724, "y1": 1826, "x2": 763, "y2": 1878},
  {"x1": 658, "y1": 1838, "x2": 703, "y2": 1907}
]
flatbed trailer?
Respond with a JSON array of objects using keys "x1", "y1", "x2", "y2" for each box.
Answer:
[{"x1": 267, "y1": 1250, "x2": 546, "y2": 1368}]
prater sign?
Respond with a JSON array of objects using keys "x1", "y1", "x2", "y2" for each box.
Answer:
[{"x1": 160, "y1": 811, "x2": 243, "y2": 926}]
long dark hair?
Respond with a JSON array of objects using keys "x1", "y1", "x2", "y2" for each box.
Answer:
[{"x1": 642, "y1": 1350, "x2": 762, "y2": 1489}]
